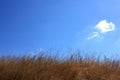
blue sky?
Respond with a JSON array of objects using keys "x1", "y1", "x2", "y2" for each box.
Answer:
[{"x1": 0, "y1": 0, "x2": 120, "y2": 57}]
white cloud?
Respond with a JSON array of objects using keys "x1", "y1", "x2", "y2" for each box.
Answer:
[
  {"x1": 88, "y1": 32, "x2": 99, "y2": 39},
  {"x1": 30, "y1": 48, "x2": 45, "y2": 57},
  {"x1": 88, "y1": 20, "x2": 115, "y2": 40},
  {"x1": 95, "y1": 20, "x2": 115, "y2": 33},
  {"x1": 87, "y1": 32, "x2": 102, "y2": 40}
]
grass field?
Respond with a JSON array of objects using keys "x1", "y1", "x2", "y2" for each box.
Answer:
[{"x1": 0, "y1": 51, "x2": 120, "y2": 80}]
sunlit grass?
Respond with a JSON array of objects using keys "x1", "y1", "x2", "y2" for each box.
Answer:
[{"x1": 0, "y1": 51, "x2": 120, "y2": 80}]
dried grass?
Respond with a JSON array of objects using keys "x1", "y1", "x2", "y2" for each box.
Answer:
[{"x1": 0, "y1": 52, "x2": 120, "y2": 80}]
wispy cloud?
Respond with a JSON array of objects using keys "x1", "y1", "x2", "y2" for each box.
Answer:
[
  {"x1": 30, "y1": 48, "x2": 45, "y2": 57},
  {"x1": 88, "y1": 32, "x2": 103, "y2": 40},
  {"x1": 88, "y1": 20, "x2": 115, "y2": 40}
]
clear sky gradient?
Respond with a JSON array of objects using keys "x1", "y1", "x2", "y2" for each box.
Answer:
[{"x1": 0, "y1": 0, "x2": 120, "y2": 57}]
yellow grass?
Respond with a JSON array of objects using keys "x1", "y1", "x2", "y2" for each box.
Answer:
[{"x1": 0, "y1": 52, "x2": 120, "y2": 80}]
